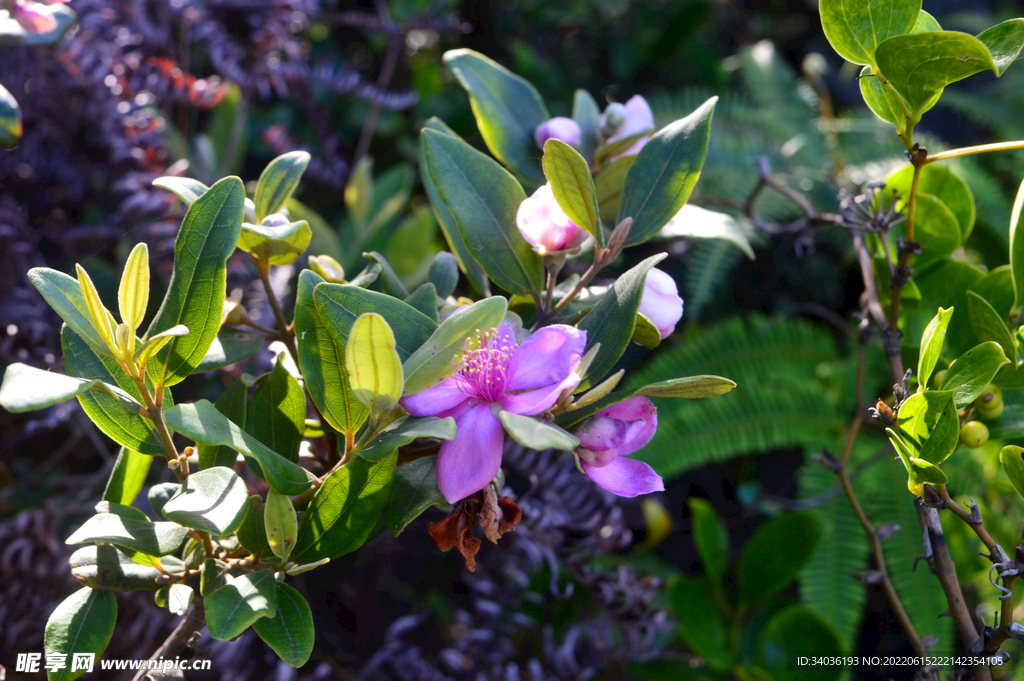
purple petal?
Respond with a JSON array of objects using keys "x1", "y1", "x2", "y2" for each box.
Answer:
[
  {"x1": 596, "y1": 396, "x2": 657, "y2": 457},
  {"x1": 500, "y1": 371, "x2": 580, "y2": 416},
  {"x1": 436, "y1": 403, "x2": 505, "y2": 504},
  {"x1": 581, "y1": 456, "x2": 664, "y2": 497},
  {"x1": 575, "y1": 417, "x2": 628, "y2": 457},
  {"x1": 509, "y1": 325, "x2": 587, "y2": 391},
  {"x1": 400, "y1": 376, "x2": 471, "y2": 417}
]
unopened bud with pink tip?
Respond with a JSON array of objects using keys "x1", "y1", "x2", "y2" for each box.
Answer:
[
  {"x1": 534, "y1": 117, "x2": 582, "y2": 150},
  {"x1": 638, "y1": 268, "x2": 683, "y2": 339},
  {"x1": 516, "y1": 183, "x2": 589, "y2": 255},
  {"x1": 601, "y1": 95, "x2": 655, "y2": 159}
]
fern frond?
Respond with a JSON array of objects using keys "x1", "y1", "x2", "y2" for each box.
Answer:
[{"x1": 684, "y1": 238, "x2": 746, "y2": 319}]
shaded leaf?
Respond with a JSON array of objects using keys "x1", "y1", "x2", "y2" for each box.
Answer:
[
  {"x1": 253, "y1": 583, "x2": 315, "y2": 667},
  {"x1": 357, "y1": 416, "x2": 456, "y2": 462},
  {"x1": 247, "y1": 353, "x2": 306, "y2": 463},
  {"x1": 205, "y1": 570, "x2": 278, "y2": 641},
  {"x1": 44, "y1": 588, "x2": 117, "y2": 681},
  {"x1": 940, "y1": 341, "x2": 1010, "y2": 407},
  {"x1": 102, "y1": 448, "x2": 152, "y2": 507},
  {"x1": 385, "y1": 455, "x2": 449, "y2": 536},
  {"x1": 543, "y1": 138, "x2": 600, "y2": 243},
  {"x1": 737, "y1": 512, "x2": 820, "y2": 605}
]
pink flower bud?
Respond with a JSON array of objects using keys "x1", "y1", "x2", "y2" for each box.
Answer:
[
  {"x1": 574, "y1": 396, "x2": 663, "y2": 497},
  {"x1": 605, "y1": 95, "x2": 655, "y2": 159},
  {"x1": 516, "y1": 183, "x2": 588, "y2": 255},
  {"x1": 11, "y1": 1, "x2": 57, "y2": 32},
  {"x1": 638, "y1": 268, "x2": 683, "y2": 339},
  {"x1": 261, "y1": 212, "x2": 290, "y2": 227},
  {"x1": 534, "y1": 117, "x2": 582, "y2": 149}
]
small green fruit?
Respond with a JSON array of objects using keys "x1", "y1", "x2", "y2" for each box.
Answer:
[
  {"x1": 960, "y1": 420, "x2": 989, "y2": 448},
  {"x1": 932, "y1": 370, "x2": 947, "y2": 389},
  {"x1": 976, "y1": 385, "x2": 1004, "y2": 419}
]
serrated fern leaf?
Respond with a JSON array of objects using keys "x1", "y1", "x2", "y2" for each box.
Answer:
[{"x1": 684, "y1": 238, "x2": 745, "y2": 319}]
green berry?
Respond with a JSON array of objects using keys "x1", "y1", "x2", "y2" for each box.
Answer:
[
  {"x1": 932, "y1": 370, "x2": 947, "y2": 389},
  {"x1": 975, "y1": 385, "x2": 1004, "y2": 419},
  {"x1": 960, "y1": 420, "x2": 989, "y2": 448}
]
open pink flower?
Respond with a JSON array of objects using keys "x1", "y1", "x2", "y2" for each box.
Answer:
[
  {"x1": 516, "y1": 183, "x2": 589, "y2": 255},
  {"x1": 574, "y1": 396, "x2": 663, "y2": 497},
  {"x1": 401, "y1": 324, "x2": 586, "y2": 503},
  {"x1": 11, "y1": 0, "x2": 57, "y2": 32}
]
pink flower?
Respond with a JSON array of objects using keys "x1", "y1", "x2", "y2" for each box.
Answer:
[
  {"x1": 604, "y1": 95, "x2": 655, "y2": 158},
  {"x1": 638, "y1": 267, "x2": 683, "y2": 339},
  {"x1": 516, "y1": 183, "x2": 589, "y2": 255},
  {"x1": 534, "y1": 117, "x2": 582, "y2": 149},
  {"x1": 574, "y1": 396, "x2": 662, "y2": 497},
  {"x1": 401, "y1": 324, "x2": 586, "y2": 503},
  {"x1": 11, "y1": 0, "x2": 57, "y2": 32}
]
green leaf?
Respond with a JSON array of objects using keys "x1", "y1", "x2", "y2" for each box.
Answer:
[
  {"x1": 265, "y1": 488, "x2": 298, "y2": 561},
  {"x1": 887, "y1": 427, "x2": 948, "y2": 496},
  {"x1": 656, "y1": 204, "x2": 754, "y2": 259},
  {"x1": 164, "y1": 401, "x2": 312, "y2": 496},
  {"x1": 162, "y1": 466, "x2": 249, "y2": 536},
  {"x1": 617, "y1": 97, "x2": 716, "y2": 247},
  {"x1": 576, "y1": 253, "x2": 666, "y2": 391},
  {"x1": 428, "y1": 252, "x2": 460, "y2": 299},
  {"x1": 859, "y1": 65, "x2": 908, "y2": 129},
  {"x1": 402, "y1": 296, "x2": 508, "y2": 395},
  {"x1": 44, "y1": 588, "x2": 117, "y2": 681},
  {"x1": 759, "y1": 606, "x2": 845, "y2": 681},
  {"x1": 594, "y1": 131, "x2": 652, "y2": 170},
  {"x1": 247, "y1": 354, "x2": 306, "y2": 464},
  {"x1": 253, "y1": 583, "x2": 315, "y2": 668},
  {"x1": 199, "y1": 379, "x2": 247, "y2": 470},
  {"x1": 977, "y1": 19, "x2": 1024, "y2": 76},
  {"x1": 61, "y1": 327, "x2": 165, "y2": 455},
  {"x1": 346, "y1": 313, "x2": 404, "y2": 414},
  {"x1": 255, "y1": 151, "x2": 311, "y2": 221},
  {"x1": 1011, "y1": 178, "x2": 1024, "y2": 312},
  {"x1": 737, "y1": 512, "x2": 820, "y2": 605},
  {"x1": 968, "y1": 291, "x2": 1016, "y2": 363},
  {"x1": 820, "y1": 0, "x2": 921, "y2": 67},
  {"x1": 885, "y1": 164, "x2": 975, "y2": 241},
  {"x1": 66, "y1": 512, "x2": 188, "y2": 557},
  {"x1": 119, "y1": 243, "x2": 150, "y2": 333},
  {"x1": 146, "y1": 176, "x2": 245, "y2": 388},
  {"x1": 291, "y1": 451, "x2": 397, "y2": 563},
  {"x1": 917, "y1": 307, "x2": 953, "y2": 391},
  {"x1": 594, "y1": 155, "x2": 636, "y2": 221},
  {"x1": 689, "y1": 498, "x2": 729, "y2": 588},
  {"x1": 499, "y1": 410, "x2": 580, "y2": 451},
  {"x1": 357, "y1": 416, "x2": 456, "y2": 461},
  {"x1": 238, "y1": 219, "x2": 312, "y2": 267},
  {"x1": 1000, "y1": 445, "x2": 1024, "y2": 502},
  {"x1": 422, "y1": 128, "x2": 543, "y2": 295},
  {"x1": 443, "y1": 48, "x2": 549, "y2": 185},
  {"x1": 103, "y1": 448, "x2": 152, "y2": 506},
  {"x1": 420, "y1": 119, "x2": 490, "y2": 296},
  {"x1": 940, "y1": 341, "x2": 1010, "y2": 407},
  {"x1": 237, "y1": 495, "x2": 271, "y2": 558},
  {"x1": 909, "y1": 259, "x2": 985, "y2": 358},
  {"x1": 194, "y1": 330, "x2": 264, "y2": 374},
  {"x1": 636, "y1": 375, "x2": 737, "y2": 398},
  {"x1": 153, "y1": 177, "x2": 209, "y2": 206},
  {"x1": 167, "y1": 584, "x2": 193, "y2": 616},
  {"x1": 406, "y1": 283, "x2": 439, "y2": 322},
  {"x1": 69, "y1": 545, "x2": 175, "y2": 591},
  {"x1": 363, "y1": 250, "x2": 411, "y2": 298},
  {"x1": 668, "y1": 576, "x2": 733, "y2": 672},
  {"x1": 205, "y1": 570, "x2": 278, "y2": 641},
  {"x1": 28, "y1": 268, "x2": 116, "y2": 357},
  {"x1": 385, "y1": 455, "x2": 449, "y2": 536},
  {"x1": 876, "y1": 32, "x2": 1000, "y2": 120},
  {"x1": 896, "y1": 390, "x2": 959, "y2": 464},
  {"x1": 631, "y1": 312, "x2": 661, "y2": 349},
  {"x1": 0, "y1": 362, "x2": 141, "y2": 414},
  {"x1": 913, "y1": 10, "x2": 942, "y2": 33},
  {"x1": 572, "y1": 89, "x2": 600, "y2": 164},
  {"x1": 543, "y1": 139, "x2": 601, "y2": 244},
  {"x1": 136, "y1": 325, "x2": 189, "y2": 367},
  {"x1": 0, "y1": 82, "x2": 22, "y2": 148},
  {"x1": 905, "y1": 193, "x2": 963, "y2": 265},
  {"x1": 148, "y1": 483, "x2": 179, "y2": 521}
]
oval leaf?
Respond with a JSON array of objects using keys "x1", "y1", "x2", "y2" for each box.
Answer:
[
  {"x1": 499, "y1": 410, "x2": 580, "y2": 451},
  {"x1": 542, "y1": 138, "x2": 600, "y2": 242},
  {"x1": 968, "y1": 291, "x2": 1016, "y2": 363},
  {"x1": 162, "y1": 466, "x2": 249, "y2": 536},
  {"x1": 28, "y1": 268, "x2": 115, "y2": 357},
  {"x1": 66, "y1": 512, "x2": 188, "y2": 557},
  {"x1": 205, "y1": 570, "x2": 278, "y2": 641},
  {"x1": 346, "y1": 313, "x2": 404, "y2": 414},
  {"x1": 44, "y1": 588, "x2": 117, "y2": 681},
  {"x1": 198, "y1": 378, "x2": 247, "y2": 470},
  {"x1": 820, "y1": 0, "x2": 921, "y2": 67},
  {"x1": 253, "y1": 583, "x2": 315, "y2": 668},
  {"x1": 118, "y1": 243, "x2": 150, "y2": 333},
  {"x1": 917, "y1": 306, "x2": 953, "y2": 391},
  {"x1": 152, "y1": 176, "x2": 209, "y2": 206},
  {"x1": 264, "y1": 488, "x2": 298, "y2": 561},
  {"x1": 737, "y1": 512, "x2": 820, "y2": 605},
  {"x1": 384, "y1": 455, "x2": 449, "y2": 536},
  {"x1": 70, "y1": 545, "x2": 170, "y2": 592},
  {"x1": 637, "y1": 375, "x2": 737, "y2": 398},
  {"x1": 1000, "y1": 445, "x2": 1024, "y2": 502},
  {"x1": 895, "y1": 390, "x2": 959, "y2": 464},
  {"x1": 247, "y1": 353, "x2": 306, "y2": 463},
  {"x1": 255, "y1": 151, "x2": 311, "y2": 221},
  {"x1": 193, "y1": 330, "x2": 264, "y2": 374},
  {"x1": 102, "y1": 447, "x2": 152, "y2": 507},
  {"x1": 572, "y1": 89, "x2": 600, "y2": 164},
  {"x1": 357, "y1": 416, "x2": 457, "y2": 462},
  {"x1": 689, "y1": 498, "x2": 729, "y2": 588},
  {"x1": 669, "y1": 575, "x2": 734, "y2": 671},
  {"x1": 940, "y1": 341, "x2": 1010, "y2": 407}
]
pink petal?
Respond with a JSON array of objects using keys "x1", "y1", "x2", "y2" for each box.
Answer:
[
  {"x1": 595, "y1": 396, "x2": 657, "y2": 457},
  {"x1": 500, "y1": 371, "x2": 579, "y2": 416},
  {"x1": 12, "y1": 2, "x2": 56, "y2": 32},
  {"x1": 436, "y1": 403, "x2": 505, "y2": 504},
  {"x1": 581, "y1": 456, "x2": 664, "y2": 497},
  {"x1": 575, "y1": 417, "x2": 628, "y2": 458},
  {"x1": 400, "y1": 376, "x2": 471, "y2": 417},
  {"x1": 510, "y1": 325, "x2": 587, "y2": 391}
]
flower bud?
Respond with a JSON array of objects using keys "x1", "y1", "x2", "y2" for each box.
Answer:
[
  {"x1": 516, "y1": 183, "x2": 589, "y2": 255},
  {"x1": 602, "y1": 95, "x2": 655, "y2": 159},
  {"x1": 221, "y1": 288, "x2": 248, "y2": 326},
  {"x1": 575, "y1": 396, "x2": 658, "y2": 466},
  {"x1": 261, "y1": 212, "x2": 290, "y2": 227},
  {"x1": 244, "y1": 197, "x2": 257, "y2": 223},
  {"x1": 308, "y1": 254, "x2": 346, "y2": 283},
  {"x1": 599, "y1": 102, "x2": 627, "y2": 139},
  {"x1": 638, "y1": 268, "x2": 683, "y2": 339},
  {"x1": 534, "y1": 117, "x2": 582, "y2": 149}
]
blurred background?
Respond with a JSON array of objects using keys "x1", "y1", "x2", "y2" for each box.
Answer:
[{"x1": 4, "y1": 0, "x2": 1024, "y2": 679}]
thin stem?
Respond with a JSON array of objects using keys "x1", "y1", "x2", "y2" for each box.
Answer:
[
  {"x1": 132, "y1": 598, "x2": 206, "y2": 681},
  {"x1": 550, "y1": 261, "x2": 601, "y2": 317},
  {"x1": 936, "y1": 484, "x2": 997, "y2": 551},
  {"x1": 134, "y1": 375, "x2": 188, "y2": 481},
  {"x1": 544, "y1": 268, "x2": 556, "y2": 312},
  {"x1": 887, "y1": 163, "x2": 922, "y2": 334},
  {"x1": 924, "y1": 140, "x2": 1024, "y2": 165},
  {"x1": 255, "y1": 258, "x2": 299, "y2": 363}
]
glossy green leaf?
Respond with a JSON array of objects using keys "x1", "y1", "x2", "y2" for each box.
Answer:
[
  {"x1": 594, "y1": 155, "x2": 635, "y2": 220},
  {"x1": 29, "y1": 268, "x2": 115, "y2": 357},
  {"x1": 66, "y1": 512, "x2": 188, "y2": 557},
  {"x1": 669, "y1": 576, "x2": 733, "y2": 672},
  {"x1": 205, "y1": 570, "x2": 278, "y2": 641},
  {"x1": 876, "y1": 32, "x2": 999, "y2": 120},
  {"x1": 253, "y1": 583, "x2": 314, "y2": 668},
  {"x1": 859, "y1": 65, "x2": 907, "y2": 129},
  {"x1": 913, "y1": 10, "x2": 942, "y2": 33},
  {"x1": 291, "y1": 451, "x2": 397, "y2": 563},
  {"x1": 499, "y1": 410, "x2": 580, "y2": 451},
  {"x1": 193, "y1": 330, "x2": 263, "y2": 374},
  {"x1": 147, "y1": 176, "x2": 245, "y2": 388},
  {"x1": 402, "y1": 296, "x2": 508, "y2": 395},
  {"x1": 118, "y1": 243, "x2": 150, "y2": 334},
  {"x1": 737, "y1": 512, "x2": 820, "y2": 605},
  {"x1": 572, "y1": 88, "x2": 600, "y2": 164},
  {"x1": 631, "y1": 312, "x2": 661, "y2": 349},
  {"x1": 896, "y1": 390, "x2": 959, "y2": 464},
  {"x1": 1000, "y1": 446, "x2": 1024, "y2": 502},
  {"x1": 576, "y1": 253, "x2": 666, "y2": 390},
  {"x1": 255, "y1": 151, "x2": 311, "y2": 221},
  {"x1": 148, "y1": 483, "x2": 179, "y2": 521},
  {"x1": 940, "y1": 341, "x2": 1010, "y2": 407},
  {"x1": 199, "y1": 379, "x2": 247, "y2": 470},
  {"x1": 238, "y1": 219, "x2": 312, "y2": 266},
  {"x1": 162, "y1": 466, "x2": 249, "y2": 536},
  {"x1": 594, "y1": 131, "x2": 651, "y2": 170},
  {"x1": 0, "y1": 82, "x2": 21, "y2": 148},
  {"x1": 909, "y1": 259, "x2": 985, "y2": 357},
  {"x1": 543, "y1": 138, "x2": 600, "y2": 243},
  {"x1": 164, "y1": 401, "x2": 312, "y2": 496},
  {"x1": 443, "y1": 48, "x2": 549, "y2": 185},
  {"x1": 0, "y1": 362, "x2": 140, "y2": 414},
  {"x1": 265, "y1": 488, "x2": 298, "y2": 560},
  {"x1": 637, "y1": 375, "x2": 737, "y2": 398},
  {"x1": 247, "y1": 354, "x2": 305, "y2": 464},
  {"x1": 346, "y1": 313, "x2": 404, "y2": 414},
  {"x1": 906, "y1": 193, "x2": 962, "y2": 265},
  {"x1": 152, "y1": 177, "x2": 210, "y2": 206},
  {"x1": 977, "y1": 19, "x2": 1024, "y2": 76},
  {"x1": 618, "y1": 97, "x2": 716, "y2": 246},
  {"x1": 1011, "y1": 178, "x2": 1024, "y2": 312},
  {"x1": 313, "y1": 282, "x2": 436, "y2": 360},
  {"x1": 44, "y1": 588, "x2": 117, "y2": 681},
  {"x1": 656, "y1": 204, "x2": 754, "y2": 259},
  {"x1": 385, "y1": 455, "x2": 449, "y2": 536},
  {"x1": 689, "y1": 498, "x2": 729, "y2": 588},
  {"x1": 75, "y1": 264, "x2": 117, "y2": 353},
  {"x1": 888, "y1": 427, "x2": 949, "y2": 496},
  {"x1": 918, "y1": 307, "x2": 953, "y2": 391},
  {"x1": 103, "y1": 448, "x2": 152, "y2": 506},
  {"x1": 69, "y1": 545, "x2": 172, "y2": 591},
  {"x1": 968, "y1": 291, "x2": 1016, "y2": 363},
  {"x1": 136, "y1": 325, "x2": 189, "y2": 367},
  {"x1": 405, "y1": 283, "x2": 439, "y2": 323},
  {"x1": 428, "y1": 252, "x2": 460, "y2": 299},
  {"x1": 885, "y1": 164, "x2": 975, "y2": 241},
  {"x1": 357, "y1": 416, "x2": 456, "y2": 461},
  {"x1": 760, "y1": 606, "x2": 845, "y2": 681},
  {"x1": 363, "y1": 250, "x2": 411, "y2": 298},
  {"x1": 820, "y1": 0, "x2": 921, "y2": 67},
  {"x1": 422, "y1": 128, "x2": 543, "y2": 295},
  {"x1": 237, "y1": 495, "x2": 271, "y2": 559},
  {"x1": 420, "y1": 118, "x2": 490, "y2": 296}
]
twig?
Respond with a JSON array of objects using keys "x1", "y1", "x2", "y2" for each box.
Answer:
[{"x1": 132, "y1": 598, "x2": 207, "y2": 681}]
